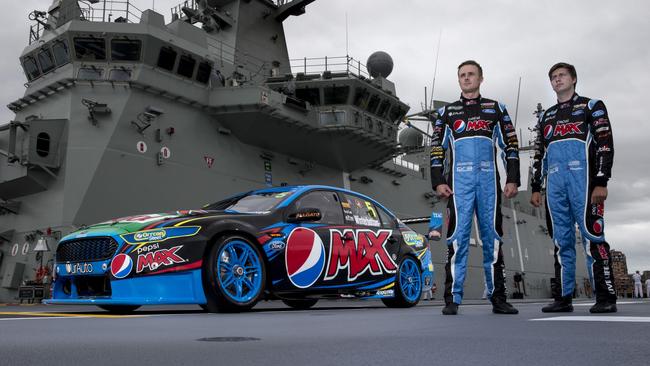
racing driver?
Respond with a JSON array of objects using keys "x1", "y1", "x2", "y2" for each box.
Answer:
[
  {"x1": 530, "y1": 62, "x2": 618, "y2": 313},
  {"x1": 430, "y1": 60, "x2": 520, "y2": 315}
]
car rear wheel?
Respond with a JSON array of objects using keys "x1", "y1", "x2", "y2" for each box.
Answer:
[
  {"x1": 281, "y1": 298, "x2": 318, "y2": 310},
  {"x1": 382, "y1": 256, "x2": 422, "y2": 308},
  {"x1": 97, "y1": 305, "x2": 141, "y2": 313},
  {"x1": 203, "y1": 235, "x2": 266, "y2": 313}
]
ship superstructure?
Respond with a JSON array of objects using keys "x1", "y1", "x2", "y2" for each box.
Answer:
[{"x1": 0, "y1": 0, "x2": 592, "y2": 302}]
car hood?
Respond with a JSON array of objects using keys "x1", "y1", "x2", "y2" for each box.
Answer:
[{"x1": 60, "y1": 210, "x2": 223, "y2": 241}]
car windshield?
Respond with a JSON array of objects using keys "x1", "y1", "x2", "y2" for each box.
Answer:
[{"x1": 205, "y1": 189, "x2": 296, "y2": 214}]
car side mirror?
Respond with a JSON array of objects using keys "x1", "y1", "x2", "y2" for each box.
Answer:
[{"x1": 287, "y1": 208, "x2": 322, "y2": 223}]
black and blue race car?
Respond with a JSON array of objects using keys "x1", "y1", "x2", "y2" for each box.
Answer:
[{"x1": 45, "y1": 185, "x2": 434, "y2": 313}]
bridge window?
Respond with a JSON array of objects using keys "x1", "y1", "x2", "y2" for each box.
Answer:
[
  {"x1": 77, "y1": 67, "x2": 103, "y2": 80},
  {"x1": 157, "y1": 47, "x2": 177, "y2": 71},
  {"x1": 74, "y1": 37, "x2": 106, "y2": 61},
  {"x1": 177, "y1": 55, "x2": 196, "y2": 78},
  {"x1": 22, "y1": 56, "x2": 41, "y2": 81},
  {"x1": 366, "y1": 95, "x2": 380, "y2": 114},
  {"x1": 377, "y1": 100, "x2": 391, "y2": 118},
  {"x1": 37, "y1": 48, "x2": 56, "y2": 74},
  {"x1": 111, "y1": 39, "x2": 141, "y2": 61},
  {"x1": 108, "y1": 68, "x2": 132, "y2": 80},
  {"x1": 295, "y1": 88, "x2": 320, "y2": 106},
  {"x1": 36, "y1": 132, "x2": 50, "y2": 157},
  {"x1": 52, "y1": 40, "x2": 70, "y2": 66},
  {"x1": 353, "y1": 88, "x2": 370, "y2": 108},
  {"x1": 196, "y1": 61, "x2": 212, "y2": 84},
  {"x1": 389, "y1": 105, "x2": 406, "y2": 123},
  {"x1": 323, "y1": 85, "x2": 349, "y2": 105}
]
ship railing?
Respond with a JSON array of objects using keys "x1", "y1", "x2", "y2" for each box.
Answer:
[
  {"x1": 206, "y1": 37, "x2": 272, "y2": 79},
  {"x1": 392, "y1": 155, "x2": 421, "y2": 173},
  {"x1": 77, "y1": 0, "x2": 143, "y2": 23},
  {"x1": 289, "y1": 56, "x2": 370, "y2": 79},
  {"x1": 170, "y1": 0, "x2": 197, "y2": 22},
  {"x1": 29, "y1": 0, "x2": 143, "y2": 44}
]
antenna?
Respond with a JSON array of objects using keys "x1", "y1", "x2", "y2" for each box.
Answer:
[
  {"x1": 513, "y1": 76, "x2": 522, "y2": 128},
  {"x1": 345, "y1": 12, "x2": 349, "y2": 57},
  {"x1": 429, "y1": 29, "x2": 442, "y2": 110}
]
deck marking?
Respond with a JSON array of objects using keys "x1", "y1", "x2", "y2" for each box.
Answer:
[
  {"x1": 0, "y1": 311, "x2": 143, "y2": 319},
  {"x1": 531, "y1": 316, "x2": 650, "y2": 323}
]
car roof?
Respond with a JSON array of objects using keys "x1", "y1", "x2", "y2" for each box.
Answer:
[{"x1": 254, "y1": 185, "x2": 396, "y2": 217}]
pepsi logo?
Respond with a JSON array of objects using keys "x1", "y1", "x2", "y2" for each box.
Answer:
[
  {"x1": 592, "y1": 219, "x2": 604, "y2": 234},
  {"x1": 285, "y1": 228, "x2": 325, "y2": 288},
  {"x1": 453, "y1": 119, "x2": 466, "y2": 133},
  {"x1": 544, "y1": 125, "x2": 553, "y2": 139},
  {"x1": 111, "y1": 253, "x2": 133, "y2": 279}
]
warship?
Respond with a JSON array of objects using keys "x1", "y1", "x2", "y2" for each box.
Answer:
[{"x1": 0, "y1": 0, "x2": 592, "y2": 303}]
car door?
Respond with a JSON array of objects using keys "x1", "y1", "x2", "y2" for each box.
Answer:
[
  {"x1": 282, "y1": 190, "x2": 346, "y2": 290},
  {"x1": 326, "y1": 193, "x2": 399, "y2": 286}
]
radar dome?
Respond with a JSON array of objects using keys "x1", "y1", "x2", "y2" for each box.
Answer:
[
  {"x1": 367, "y1": 51, "x2": 393, "y2": 78},
  {"x1": 398, "y1": 128, "x2": 423, "y2": 148}
]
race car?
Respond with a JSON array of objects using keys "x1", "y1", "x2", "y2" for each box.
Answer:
[{"x1": 45, "y1": 185, "x2": 434, "y2": 313}]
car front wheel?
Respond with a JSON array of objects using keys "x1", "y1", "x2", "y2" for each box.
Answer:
[
  {"x1": 382, "y1": 256, "x2": 422, "y2": 308},
  {"x1": 203, "y1": 235, "x2": 266, "y2": 313}
]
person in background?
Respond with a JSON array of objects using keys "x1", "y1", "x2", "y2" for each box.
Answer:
[{"x1": 632, "y1": 271, "x2": 643, "y2": 298}]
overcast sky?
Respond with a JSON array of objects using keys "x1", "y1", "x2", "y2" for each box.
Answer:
[{"x1": 1, "y1": 0, "x2": 649, "y2": 272}]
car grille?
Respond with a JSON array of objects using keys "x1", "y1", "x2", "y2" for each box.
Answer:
[{"x1": 56, "y1": 237, "x2": 119, "y2": 263}]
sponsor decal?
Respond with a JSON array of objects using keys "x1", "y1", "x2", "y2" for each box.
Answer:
[
  {"x1": 466, "y1": 119, "x2": 491, "y2": 131},
  {"x1": 546, "y1": 109, "x2": 557, "y2": 116},
  {"x1": 593, "y1": 219, "x2": 604, "y2": 235},
  {"x1": 592, "y1": 203, "x2": 605, "y2": 217},
  {"x1": 453, "y1": 119, "x2": 466, "y2": 133},
  {"x1": 456, "y1": 162, "x2": 473, "y2": 172},
  {"x1": 376, "y1": 289, "x2": 395, "y2": 296},
  {"x1": 449, "y1": 111, "x2": 463, "y2": 116},
  {"x1": 121, "y1": 226, "x2": 201, "y2": 245},
  {"x1": 596, "y1": 126, "x2": 610, "y2": 133},
  {"x1": 572, "y1": 110, "x2": 584, "y2": 116},
  {"x1": 136, "y1": 243, "x2": 160, "y2": 254},
  {"x1": 481, "y1": 102, "x2": 495, "y2": 108},
  {"x1": 285, "y1": 228, "x2": 326, "y2": 288},
  {"x1": 597, "y1": 243, "x2": 608, "y2": 259},
  {"x1": 503, "y1": 115, "x2": 512, "y2": 122},
  {"x1": 65, "y1": 262, "x2": 93, "y2": 275},
  {"x1": 482, "y1": 109, "x2": 496, "y2": 114},
  {"x1": 403, "y1": 231, "x2": 425, "y2": 248},
  {"x1": 447, "y1": 105, "x2": 463, "y2": 111},
  {"x1": 592, "y1": 110, "x2": 605, "y2": 118},
  {"x1": 325, "y1": 229, "x2": 398, "y2": 281},
  {"x1": 573, "y1": 103, "x2": 587, "y2": 109},
  {"x1": 553, "y1": 121, "x2": 583, "y2": 136},
  {"x1": 464, "y1": 99, "x2": 478, "y2": 105},
  {"x1": 544, "y1": 125, "x2": 554, "y2": 139},
  {"x1": 268, "y1": 240, "x2": 286, "y2": 250},
  {"x1": 111, "y1": 253, "x2": 133, "y2": 279},
  {"x1": 136, "y1": 245, "x2": 185, "y2": 273}
]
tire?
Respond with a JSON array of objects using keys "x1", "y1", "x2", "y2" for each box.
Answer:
[
  {"x1": 203, "y1": 235, "x2": 266, "y2": 313},
  {"x1": 97, "y1": 305, "x2": 141, "y2": 313},
  {"x1": 282, "y1": 298, "x2": 318, "y2": 310},
  {"x1": 381, "y1": 256, "x2": 422, "y2": 308}
]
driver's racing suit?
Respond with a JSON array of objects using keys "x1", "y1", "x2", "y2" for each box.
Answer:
[{"x1": 430, "y1": 95, "x2": 520, "y2": 305}]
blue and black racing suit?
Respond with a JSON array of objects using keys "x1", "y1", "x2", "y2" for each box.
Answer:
[
  {"x1": 531, "y1": 93, "x2": 617, "y2": 304},
  {"x1": 430, "y1": 95, "x2": 520, "y2": 305}
]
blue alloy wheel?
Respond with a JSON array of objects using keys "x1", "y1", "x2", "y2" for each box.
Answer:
[
  {"x1": 399, "y1": 257, "x2": 422, "y2": 303},
  {"x1": 216, "y1": 240, "x2": 263, "y2": 303},
  {"x1": 382, "y1": 256, "x2": 422, "y2": 308},
  {"x1": 203, "y1": 235, "x2": 266, "y2": 313}
]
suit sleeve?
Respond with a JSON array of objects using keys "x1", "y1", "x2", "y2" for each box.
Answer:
[
  {"x1": 588, "y1": 100, "x2": 614, "y2": 187},
  {"x1": 497, "y1": 104, "x2": 520, "y2": 186},
  {"x1": 430, "y1": 108, "x2": 447, "y2": 190},
  {"x1": 530, "y1": 114, "x2": 546, "y2": 193}
]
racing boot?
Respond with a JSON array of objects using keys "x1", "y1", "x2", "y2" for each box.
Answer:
[
  {"x1": 442, "y1": 302, "x2": 459, "y2": 315},
  {"x1": 541, "y1": 296, "x2": 573, "y2": 313},
  {"x1": 589, "y1": 302, "x2": 617, "y2": 313},
  {"x1": 491, "y1": 298, "x2": 519, "y2": 314}
]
